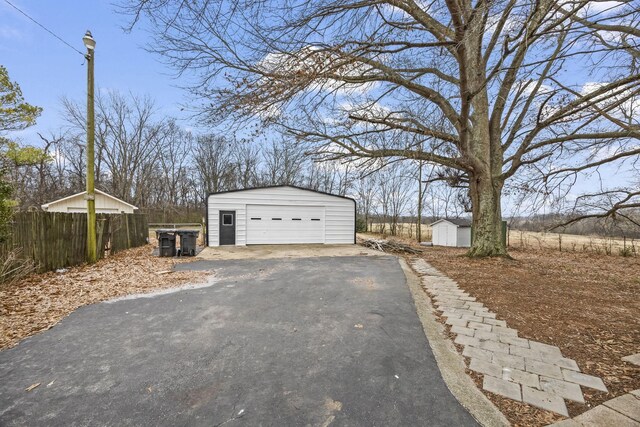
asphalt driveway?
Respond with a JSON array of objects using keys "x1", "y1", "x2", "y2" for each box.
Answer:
[{"x1": 0, "y1": 254, "x2": 477, "y2": 426}]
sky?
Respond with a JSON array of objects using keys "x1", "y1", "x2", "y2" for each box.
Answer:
[
  {"x1": 0, "y1": 0, "x2": 635, "y2": 217},
  {"x1": 1, "y1": 0, "x2": 195, "y2": 142}
]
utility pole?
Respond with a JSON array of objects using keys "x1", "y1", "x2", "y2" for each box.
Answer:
[
  {"x1": 417, "y1": 160, "x2": 423, "y2": 243},
  {"x1": 83, "y1": 30, "x2": 97, "y2": 263}
]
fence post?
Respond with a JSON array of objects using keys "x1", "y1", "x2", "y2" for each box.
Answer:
[{"x1": 126, "y1": 214, "x2": 131, "y2": 249}]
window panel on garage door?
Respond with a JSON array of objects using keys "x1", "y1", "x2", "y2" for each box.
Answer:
[{"x1": 246, "y1": 204, "x2": 325, "y2": 244}]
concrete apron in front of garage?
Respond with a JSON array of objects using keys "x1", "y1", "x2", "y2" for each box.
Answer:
[
  {"x1": 0, "y1": 254, "x2": 478, "y2": 426},
  {"x1": 195, "y1": 244, "x2": 382, "y2": 260}
]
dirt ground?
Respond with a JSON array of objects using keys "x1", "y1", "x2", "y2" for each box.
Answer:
[
  {"x1": 380, "y1": 235, "x2": 640, "y2": 426},
  {"x1": 0, "y1": 245, "x2": 208, "y2": 350}
]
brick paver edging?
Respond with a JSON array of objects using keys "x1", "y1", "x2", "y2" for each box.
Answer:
[
  {"x1": 410, "y1": 258, "x2": 608, "y2": 418},
  {"x1": 551, "y1": 389, "x2": 640, "y2": 426}
]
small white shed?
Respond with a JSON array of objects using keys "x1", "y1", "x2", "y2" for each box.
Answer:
[
  {"x1": 42, "y1": 189, "x2": 138, "y2": 214},
  {"x1": 206, "y1": 185, "x2": 355, "y2": 246},
  {"x1": 431, "y1": 218, "x2": 472, "y2": 247}
]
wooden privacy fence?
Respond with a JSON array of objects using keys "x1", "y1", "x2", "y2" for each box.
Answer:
[{"x1": 0, "y1": 212, "x2": 148, "y2": 272}]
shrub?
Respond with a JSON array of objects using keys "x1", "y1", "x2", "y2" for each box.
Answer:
[
  {"x1": 619, "y1": 247, "x2": 634, "y2": 257},
  {"x1": 355, "y1": 216, "x2": 367, "y2": 233}
]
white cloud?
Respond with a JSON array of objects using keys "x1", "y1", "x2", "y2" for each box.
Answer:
[
  {"x1": 581, "y1": 82, "x2": 606, "y2": 94},
  {"x1": 0, "y1": 25, "x2": 22, "y2": 40},
  {"x1": 519, "y1": 80, "x2": 554, "y2": 96},
  {"x1": 581, "y1": 81, "x2": 640, "y2": 120},
  {"x1": 379, "y1": 0, "x2": 433, "y2": 19},
  {"x1": 586, "y1": 1, "x2": 623, "y2": 14}
]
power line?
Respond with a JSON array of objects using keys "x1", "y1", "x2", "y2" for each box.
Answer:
[{"x1": 3, "y1": 0, "x2": 85, "y2": 56}]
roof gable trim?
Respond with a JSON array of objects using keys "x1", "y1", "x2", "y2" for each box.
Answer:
[
  {"x1": 430, "y1": 218, "x2": 472, "y2": 227},
  {"x1": 42, "y1": 189, "x2": 138, "y2": 210},
  {"x1": 207, "y1": 185, "x2": 355, "y2": 203}
]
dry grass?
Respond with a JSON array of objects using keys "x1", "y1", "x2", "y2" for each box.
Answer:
[
  {"x1": 370, "y1": 223, "x2": 638, "y2": 256},
  {"x1": 0, "y1": 248, "x2": 37, "y2": 287},
  {"x1": 368, "y1": 223, "x2": 433, "y2": 240},
  {"x1": 509, "y1": 230, "x2": 637, "y2": 255},
  {"x1": 0, "y1": 245, "x2": 209, "y2": 350}
]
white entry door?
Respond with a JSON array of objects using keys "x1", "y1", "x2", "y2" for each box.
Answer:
[{"x1": 246, "y1": 205, "x2": 325, "y2": 244}]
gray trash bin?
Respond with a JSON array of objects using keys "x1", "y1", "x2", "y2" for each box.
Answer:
[
  {"x1": 157, "y1": 231, "x2": 176, "y2": 257},
  {"x1": 178, "y1": 230, "x2": 199, "y2": 256}
]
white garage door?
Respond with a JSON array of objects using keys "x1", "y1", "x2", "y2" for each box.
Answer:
[{"x1": 246, "y1": 204, "x2": 325, "y2": 244}]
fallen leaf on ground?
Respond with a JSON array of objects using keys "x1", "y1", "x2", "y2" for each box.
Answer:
[{"x1": 25, "y1": 383, "x2": 40, "y2": 392}]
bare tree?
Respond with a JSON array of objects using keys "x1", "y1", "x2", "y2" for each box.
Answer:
[
  {"x1": 426, "y1": 180, "x2": 467, "y2": 220},
  {"x1": 63, "y1": 91, "x2": 163, "y2": 205},
  {"x1": 193, "y1": 134, "x2": 235, "y2": 194},
  {"x1": 232, "y1": 141, "x2": 261, "y2": 189},
  {"x1": 555, "y1": 185, "x2": 640, "y2": 228},
  {"x1": 354, "y1": 173, "x2": 378, "y2": 232},
  {"x1": 307, "y1": 160, "x2": 354, "y2": 196},
  {"x1": 154, "y1": 120, "x2": 194, "y2": 208},
  {"x1": 57, "y1": 133, "x2": 86, "y2": 192},
  {"x1": 261, "y1": 139, "x2": 306, "y2": 186},
  {"x1": 7, "y1": 133, "x2": 69, "y2": 208},
  {"x1": 124, "y1": 0, "x2": 640, "y2": 256},
  {"x1": 376, "y1": 163, "x2": 414, "y2": 236}
]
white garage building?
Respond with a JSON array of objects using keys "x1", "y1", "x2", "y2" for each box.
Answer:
[
  {"x1": 430, "y1": 218, "x2": 472, "y2": 247},
  {"x1": 206, "y1": 186, "x2": 356, "y2": 246}
]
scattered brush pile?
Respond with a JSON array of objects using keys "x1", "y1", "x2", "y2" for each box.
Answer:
[
  {"x1": 0, "y1": 249, "x2": 37, "y2": 289},
  {"x1": 357, "y1": 237, "x2": 423, "y2": 254}
]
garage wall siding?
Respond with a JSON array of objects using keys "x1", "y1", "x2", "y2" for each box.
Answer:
[{"x1": 207, "y1": 187, "x2": 355, "y2": 246}]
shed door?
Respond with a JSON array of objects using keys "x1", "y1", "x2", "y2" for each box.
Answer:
[
  {"x1": 246, "y1": 205, "x2": 324, "y2": 244},
  {"x1": 219, "y1": 210, "x2": 236, "y2": 245},
  {"x1": 447, "y1": 224, "x2": 457, "y2": 246}
]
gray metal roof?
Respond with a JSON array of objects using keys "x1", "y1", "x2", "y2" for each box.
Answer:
[{"x1": 430, "y1": 218, "x2": 472, "y2": 227}]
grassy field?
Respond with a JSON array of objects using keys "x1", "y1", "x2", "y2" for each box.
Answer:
[
  {"x1": 508, "y1": 230, "x2": 636, "y2": 255},
  {"x1": 368, "y1": 222, "x2": 433, "y2": 241},
  {"x1": 369, "y1": 223, "x2": 638, "y2": 256}
]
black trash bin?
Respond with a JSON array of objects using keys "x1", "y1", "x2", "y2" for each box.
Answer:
[
  {"x1": 178, "y1": 230, "x2": 199, "y2": 256},
  {"x1": 157, "y1": 231, "x2": 177, "y2": 257}
]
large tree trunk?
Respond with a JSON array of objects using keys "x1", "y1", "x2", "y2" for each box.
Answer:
[
  {"x1": 468, "y1": 173, "x2": 507, "y2": 257},
  {"x1": 462, "y1": 29, "x2": 508, "y2": 258}
]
